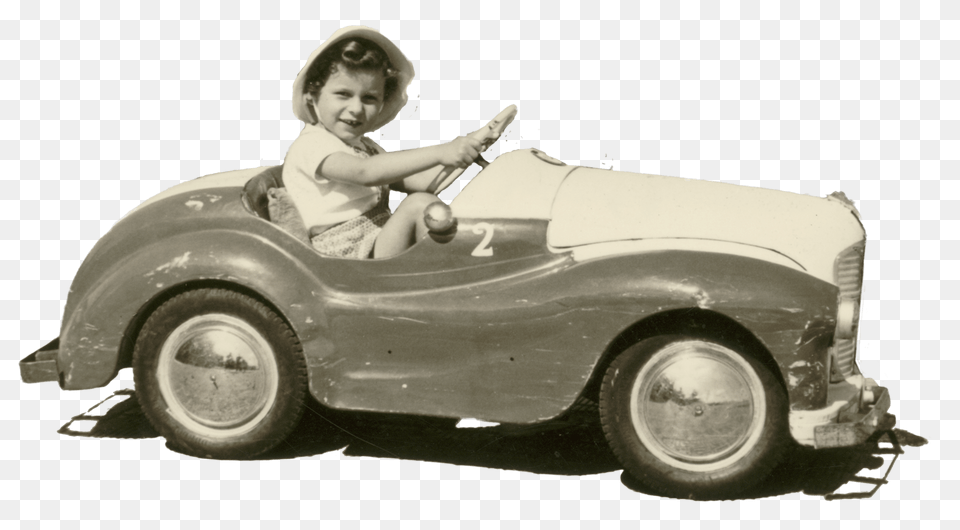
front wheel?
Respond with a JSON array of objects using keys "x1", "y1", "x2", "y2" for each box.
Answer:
[
  {"x1": 599, "y1": 336, "x2": 788, "y2": 499},
  {"x1": 133, "y1": 289, "x2": 307, "y2": 459}
]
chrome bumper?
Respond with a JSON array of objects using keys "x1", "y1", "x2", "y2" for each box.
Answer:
[
  {"x1": 19, "y1": 338, "x2": 59, "y2": 384},
  {"x1": 814, "y1": 386, "x2": 892, "y2": 448},
  {"x1": 789, "y1": 375, "x2": 893, "y2": 448}
]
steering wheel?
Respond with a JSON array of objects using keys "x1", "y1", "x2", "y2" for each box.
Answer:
[
  {"x1": 429, "y1": 105, "x2": 517, "y2": 192},
  {"x1": 471, "y1": 104, "x2": 517, "y2": 167}
]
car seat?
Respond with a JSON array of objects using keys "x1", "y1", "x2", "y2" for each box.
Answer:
[{"x1": 241, "y1": 165, "x2": 284, "y2": 220}]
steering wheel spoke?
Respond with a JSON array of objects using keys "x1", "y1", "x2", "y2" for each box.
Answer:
[
  {"x1": 470, "y1": 104, "x2": 518, "y2": 154},
  {"x1": 427, "y1": 105, "x2": 517, "y2": 193}
]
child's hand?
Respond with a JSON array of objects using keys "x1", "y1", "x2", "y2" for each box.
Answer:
[{"x1": 439, "y1": 136, "x2": 483, "y2": 168}]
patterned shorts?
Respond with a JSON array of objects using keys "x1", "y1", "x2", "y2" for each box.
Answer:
[{"x1": 309, "y1": 192, "x2": 391, "y2": 259}]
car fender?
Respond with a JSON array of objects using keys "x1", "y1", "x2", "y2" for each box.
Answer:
[
  {"x1": 58, "y1": 227, "x2": 328, "y2": 390},
  {"x1": 553, "y1": 248, "x2": 839, "y2": 412}
]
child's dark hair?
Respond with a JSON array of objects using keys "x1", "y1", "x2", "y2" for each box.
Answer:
[{"x1": 304, "y1": 38, "x2": 399, "y2": 102}]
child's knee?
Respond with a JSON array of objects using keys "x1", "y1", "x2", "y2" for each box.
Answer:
[{"x1": 398, "y1": 192, "x2": 440, "y2": 216}]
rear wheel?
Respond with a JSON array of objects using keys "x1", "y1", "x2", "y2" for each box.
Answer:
[
  {"x1": 599, "y1": 336, "x2": 788, "y2": 499},
  {"x1": 133, "y1": 289, "x2": 307, "y2": 459}
]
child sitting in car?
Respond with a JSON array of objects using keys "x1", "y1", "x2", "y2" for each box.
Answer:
[{"x1": 283, "y1": 26, "x2": 483, "y2": 259}]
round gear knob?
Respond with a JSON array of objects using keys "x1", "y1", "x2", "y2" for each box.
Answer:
[{"x1": 423, "y1": 202, "x2": 455, "y2": 233}]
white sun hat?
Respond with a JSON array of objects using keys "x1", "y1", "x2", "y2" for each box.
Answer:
[{"x1": 291, "y1": 25, "x2": 415, "y2": 131}]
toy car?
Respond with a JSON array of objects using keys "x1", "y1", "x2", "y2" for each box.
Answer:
[{"x1": 20, "y1": 106, "x2": 893, "y2": 498}]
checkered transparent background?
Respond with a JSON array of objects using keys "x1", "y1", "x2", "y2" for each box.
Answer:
[{"x1": 5, "y1": 0, "x2": 955, "y2": 527}]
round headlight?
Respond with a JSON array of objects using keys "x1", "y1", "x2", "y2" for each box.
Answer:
[{"x1": 836, "y1": 299, "x2": 859, "y2": 339}]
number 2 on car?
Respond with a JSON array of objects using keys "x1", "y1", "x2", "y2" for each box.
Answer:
[{"x1": 471, "y1": 223, "x2": 495, "y2": 257}]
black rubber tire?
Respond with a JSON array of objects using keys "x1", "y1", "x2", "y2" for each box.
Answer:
[
  {"x1": 133, "y1": 288, "x2": 307, "y2": 459},
  {"x1": 599, "y1": 335, "x2": 788, "y2": 499}
]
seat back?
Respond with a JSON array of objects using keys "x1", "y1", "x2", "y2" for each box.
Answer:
[{"x1": 241, "y1": 165, "x2": 284, "y2": 220}]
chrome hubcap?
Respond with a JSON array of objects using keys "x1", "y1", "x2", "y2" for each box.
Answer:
[
  {"x1": 630, "y1": 341, "x2": 765, "y2": 472},
  {"x1": 157, "y1": 314, "x2": 278, "y2": 439}
]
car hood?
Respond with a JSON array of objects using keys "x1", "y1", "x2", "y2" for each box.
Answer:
[
  {"x1": 547, "y1": 166, "x2": 864, "y2": 285},
  {"x1": 452, "y1": 150, "x2": 863, "y2": 285}
]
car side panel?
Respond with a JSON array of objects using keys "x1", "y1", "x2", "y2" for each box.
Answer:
[
  {"x1": 311, "y1": 221, "x2": 838, "y2": 423},
  {"x1": 309, "y1": 219, "x2": 582, "y2": 422}
]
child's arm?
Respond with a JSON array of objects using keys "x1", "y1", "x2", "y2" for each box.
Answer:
[
  {"x1": 389, "y1": 164, "x2": 460, "y2": 194},
  {"x1": 389, "y1": 106, "x2": 519, "y2": 194},
  {"x1": 319, "y1": 137, "x2": 482, "y2": 188}
]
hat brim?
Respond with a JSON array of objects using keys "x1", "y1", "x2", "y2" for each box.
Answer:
[{"x1": 292, "y1": 26, "x2": 414, "y2": 132}]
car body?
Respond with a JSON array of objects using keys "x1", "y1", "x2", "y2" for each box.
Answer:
[{"x1": 20, "y1": 147, "x2": 893, "y2": 498}]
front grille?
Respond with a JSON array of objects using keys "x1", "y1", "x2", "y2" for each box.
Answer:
[
  {"x1": 832, "y1": 242, "x2": 865, "y2": 380},
  {"x1": 837, "y1": 253, "x2": 863, "y2": 299},
  {"x1": 832, "y1": 338, "x2": 857, "y2": 379}
]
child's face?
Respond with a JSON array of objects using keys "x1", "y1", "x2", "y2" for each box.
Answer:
[{"x1": 311, "y1": 64, "x2": 385, "y2": 143}]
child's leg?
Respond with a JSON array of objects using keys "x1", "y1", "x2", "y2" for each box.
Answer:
[{"x1": 373, "y1": 192, "x2": 442, "y2": 258}]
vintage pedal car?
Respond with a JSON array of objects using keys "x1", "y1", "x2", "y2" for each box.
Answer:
[{"x1": 20, "y1": 108, "x2": 892, "y2": 498}]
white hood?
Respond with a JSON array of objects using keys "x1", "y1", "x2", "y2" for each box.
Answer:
[{"x1": 547, "y1": 167, "x2": 865, "y2": 285}]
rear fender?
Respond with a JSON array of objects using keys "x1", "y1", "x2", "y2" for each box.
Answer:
[{"x1": 58, "y1": 230, "x2": 327, "y2": 390}]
